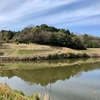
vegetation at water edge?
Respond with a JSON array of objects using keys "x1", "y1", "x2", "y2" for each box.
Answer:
[{"x1": 0, "y1": 83, "x2": 40, "y2": 100}]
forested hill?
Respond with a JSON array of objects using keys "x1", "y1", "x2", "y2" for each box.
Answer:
[{"x1": 0, "y1": 24, "x2": 100, "y2": 50}]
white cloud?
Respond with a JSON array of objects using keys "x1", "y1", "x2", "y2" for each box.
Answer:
[
  {"x1": 0, "y1": 0, "x2": 79, "y2": 29},
  {"x1": 38, "y1": 2, "x2": 100, "y2": 26},
  {"x1": 0, "y1": 0, "x2": 100, "y2": 33},
  {"x1": 0, "y1": 0, "x2": 78, "y2": 18}
]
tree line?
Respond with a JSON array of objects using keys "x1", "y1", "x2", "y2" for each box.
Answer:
[{"x1": 0, "y1": 24, "x2": 100, "y2": 49}]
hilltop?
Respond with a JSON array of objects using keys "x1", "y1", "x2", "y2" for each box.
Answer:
[{"x1": 0, "y1": 24, "x2": 100, "y2": 50}]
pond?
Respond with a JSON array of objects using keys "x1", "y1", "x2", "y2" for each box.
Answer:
[{"x1": 0, "y1": 58, "x2": 100, "y2": 100}]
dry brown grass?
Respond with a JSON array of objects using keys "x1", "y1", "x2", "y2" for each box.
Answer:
[
  {"x1": 0, "y1": 83, "x2": 52, "y2": 100},
  {"x1": 0, "y1": 83, "x2": 40, "y2": 100},
  {"x1": 0, "y1": 43, "x2": 74, "y2": 57},
  {"x1": 0, "y1": 43, "x2": 100, "y2": 59},
  {"x1": 79, "y1": 48, "x2": 100, "y2": 57}
]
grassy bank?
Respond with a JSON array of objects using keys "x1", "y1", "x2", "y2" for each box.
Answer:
[
  {"x1": 0, "y1": 83, "x2": 52, "y2": 100},
  {"x1": 0, "y1": 83, "x2": 40, "y2": 100},
  {"x1": 0, "y1": 43, "x2": 100, "y2": 61}
]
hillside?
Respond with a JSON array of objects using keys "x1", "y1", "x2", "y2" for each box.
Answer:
[
  {"x1": 0, "y1": 24, "x2": 100, "y2": 61},
  {"x1": 0, "y1": 43, "x2": 100, "y2": 61},
  {"x1": 1, "y1": 24, "x2": 100, "y2": 50}
]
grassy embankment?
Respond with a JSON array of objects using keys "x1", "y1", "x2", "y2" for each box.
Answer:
[
  {"x1": 0, "y1": 83, "x2": 40, "y2": 100},
  {"x1": 0, "y1": 43, "x2": 100, "y2": 61},
  {"x1": 0, "y1": 83, "x2": 52, "y2": 100}
]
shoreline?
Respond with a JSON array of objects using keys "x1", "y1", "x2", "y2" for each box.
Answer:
[
  {"x1": 0, "y1": 43, "x2": 100, "y2": 61},
  {"x1": 0, "y1": 52, "x2": 100, "y2": 61}
]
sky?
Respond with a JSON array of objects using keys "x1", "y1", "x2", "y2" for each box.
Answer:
[{"x1": 0, "y1": 0, "x2": 100, "y2": 37}]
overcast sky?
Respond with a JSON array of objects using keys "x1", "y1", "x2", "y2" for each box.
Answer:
[{"x1": 0, "y1": 0, "x2": 100, "y2": 36}]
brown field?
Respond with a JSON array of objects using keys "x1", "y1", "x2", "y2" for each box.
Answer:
[
  {"x1": 0, "y1": 43, "x2": 100, "y2": 59},
  {"x1": 0, "y1": 43, "x2": 75, "y2": 57}
]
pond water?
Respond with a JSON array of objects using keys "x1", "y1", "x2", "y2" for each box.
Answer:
[{"x1": 0, "y1": 59, "x2": 100, "y2": 100}]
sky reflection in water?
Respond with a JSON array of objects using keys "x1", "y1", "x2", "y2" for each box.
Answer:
[{"x1": 0, "y1": 59, "x2": 100, "y2": 100}]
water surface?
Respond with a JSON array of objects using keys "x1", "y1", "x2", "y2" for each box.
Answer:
[{"x1": 0, "y1": 59, "x2": 100, "y2": 100}]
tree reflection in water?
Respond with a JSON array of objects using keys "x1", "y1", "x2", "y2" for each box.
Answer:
[
  {"x1": 0, "y1": 59, "x2": 100, "y2": 100},
  {"x1": 0, "y1": 61, "x2": 100, "y2": 86}
]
